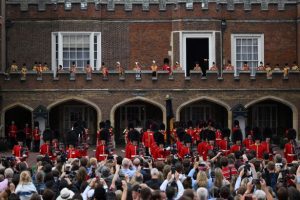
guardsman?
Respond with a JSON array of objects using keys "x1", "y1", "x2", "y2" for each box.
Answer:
[
  {"x1": 12, "y1": 131, "x2": 28, "y2": 161},
  {"x1": 197, "y1": 129, "x2": 208, "y2": 158},
  {"x1": 142, "y1": 122, "x2": 154, "y2": 156},
  {"x1": 284, "y1": 129, "x2": 297, "y2": 163},
  {"x1": 32, "y1": 123, "x2": 41, "y2": 152},
  {"x1": 8, "y1": 121, "x2": 18, "y2": 149},
  {"x1": 261, "y1": 128, "x2": 273, "y2": 161},
  {"x1": 40, "y1": 128, "x2": 55, "y2": 160},
  {"x1": 178, "y1": 134, "x2": 192, "y2": 159},
  {"x1": 230, "y1": 129, "x2": 243, "y2": 153},
  {"x1": 218, "y1": 128, "x2": 231, "y2": 156},
  {"x1": 203, "y1": 130, "x2": 215, "y2": 161},
  {"x1": 243, "y1": 128, "x2": 253, "y2": 151},
  {"x1": 125, "y1": 129, "x2": 140, "y2": 160},
  {"x1": 24, "y1": 123, "x2": 32, "y2": 150},
  {"x1": 66, "y1": 128, "x2": 80, "y2": 159},
  {"x1": 95, "y1": 128, "x2": 110, "y2": 161},
  {"x1": 249, "y1": 127, "x2": 266, "y2": 160},
  {"x1": 96, "y1": 122, "x2": 106, "y2": 146}
]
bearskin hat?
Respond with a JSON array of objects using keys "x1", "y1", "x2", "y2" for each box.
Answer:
[
  {"x1": 105, "y1": 120, "x2": 111, "y2": 128},
  {"x1": 263, "y1": 128, "x2": 272, "y2": 140},
  {"x1": 145, "y1": 120, "x2": 152, "y2": 130},
  {"x1": 99, "y1": 129, "x2": 110, "y2": 141},
  {"x1": 207, "y1": 130, "x2": 216, "y2": 141},
  {"x1": 129, "y1": 129, "x2": 140, "y2": 142},
  {"x1": 184, "y1": 134, "x2": 192, "y2": 144},
  {"x1": 232, "y1": 129, "x2": 243, "y2": 143},
  {"x1": 233, "y1": 120, "x2": 240, "y2": 127},
  {"x1": 43, "y1": 128, "x2": 53, "y2": 142},
  {"x1": 222, "y1": 128, "x2": 231, "y2": 138},
  {"x1": 163, "y1": 58, "x2": 170, "y2": 64},
  {"x1": 151, "y1": 122, "x2": 158, "y2": 133},
  {"x1": 128, "y1": 122, "x2": 134, "y2": 130},
  {"x1": 16, "y1": 130, "x2": 26, "y2": 142},
  {"x1": 156, "y1": 132, "x2": 165, "y2": 145},
  {"x1": 252, "y1": 127, "x2": 262, "y2": 141},
  {"x1": 176, "y1": 127, "x2": 186, "y2": 141},
  {"x1": 34, "y1": 121, "x2": 39, "y2": 128},
  {"x1": 200, "y1": 129, "x2": 208, "y2": 141},
  {"x1": 73, "y1": 121, "x2": 79, "y2": 129},
  {"x1": 160, "y1": 123, "x2": 165, "y2": 131},
  {"x1": 99, "y1": 121, "x2": 106, "y2": 129},
  {"x1": 287, "y1": 128, "x2": 296, "y2": 140},
  {"x1": 66, "y1": 130, "x2": 78, "y2": 146},
  {"x1": 187, "y1": 120, "x2": 193, "y2": 128}
]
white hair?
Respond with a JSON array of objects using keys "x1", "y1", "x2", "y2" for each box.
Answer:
[
  {"x1": 151, "y1": 168, "x2": 159, "y2": 176},
  {"x1": 254, "y1": 190, "x2": 266, "y2": 200},
  {"x1": 197, "y1": 187, "x2": 208, "y2": 200},
  {"x1": 122, "y1": 158, "x2": 131, "y2": 168}
]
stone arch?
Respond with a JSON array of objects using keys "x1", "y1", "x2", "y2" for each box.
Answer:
[
  {"x1": 245, "y1": 95, "x2": 298, "y2": 133},
  {"x1": 110, "y1": 96, "x2": 166, "y2": 127},
  {"x1": 47, "y1": 97, "x2": 101, "y2": 127},
  {"x1": 1, "y1": 103, "x2": 34, "y2": 137},
  {"x1": 176, "y1": 96, "x2": 231, "y2": 128}
]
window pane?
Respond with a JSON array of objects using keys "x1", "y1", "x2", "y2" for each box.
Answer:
[
  {"x1": 236, "y1": 39, "x2": 241, "y2": 45},
  {"x1": 253, "y1": 39, "x2": 258, "y2": 45}
]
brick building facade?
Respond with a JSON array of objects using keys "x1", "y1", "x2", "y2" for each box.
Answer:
[{"x1": 0, "y1": 0, "x2": 299, "y2": 145}]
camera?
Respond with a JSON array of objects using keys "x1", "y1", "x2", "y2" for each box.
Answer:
[{"x1": 171, "y1": 166, "x2": 176, "y2": 174}]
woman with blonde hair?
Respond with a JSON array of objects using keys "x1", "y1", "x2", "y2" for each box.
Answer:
[
  {"x1": 15, "y1": 171, "x2": 37, "y2": 200},
  {"x1": 214, "y1": 168, "x2": 230, "y2": 189},
  {"x1": 195, "y1": 171, "x2": 213, "y2": 190}
]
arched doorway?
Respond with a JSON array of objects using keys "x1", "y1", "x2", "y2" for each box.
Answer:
[
  {"x1": 114, "y1": 100, "x2": 164, "y2": 144},
  {"x1": 247, "y1": 99, "x2": 293, "y2": 144},
  {"x1": 179, "y1": 100, "x2": 228, "y2": 128},
  {"x1": 48, "y1": 100, "x2": 98, "y2": 144},
  {"x1": 5, "y1": 106, "x2": 32, "y2": 137}
]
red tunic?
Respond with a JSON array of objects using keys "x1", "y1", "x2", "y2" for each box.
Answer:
[
  {"x1": 215, "y1": 130, "x2": 222, "y2": 147},
  {"x1": 142, "y1": 131, "x2": 154, "y2": 148},
  {"x1": 125, "y1": 143, "x2": 138, "y2": 160},
  {"x1": 179, "y1": 145, "x2": 190, "y2": 159},
  {"x1": 66, "y1": 147, "x2": 80, "y2": 159},
  {"x1": 222, "y1": 166, "x2": 238, "y2": 180},
  {"x1": 95, "y1": 144, "x2": 108, "y2": 161},
  {"x1": 9, "y1": 125, "x2": 17, "y2": 138},
  {"x1": 230, "y1": 144, "x2": 241, "y2": 153},
  {"x1": 243, "y1": 138, "x2": 253, "y2": 150},
  {"x1": 24, "y1": 127, "x2": 32, "y2": 139},
  {"x1": 284, "y1": 142, "x2": 296, "y2": 163},
  {"x1": 203, "y1": 144, "x2": 214, "y2": 161},
  {"x1": 176, "y1": 140, "x2": 183, "y2": 154},
  {"x1": 32, "y1": 128, "x2": 40, "y2": 141},
  {"x1": 249, "y1": 143, "x2": 265, "y2": 159},
  {"x1": 218, "y1": 140, "x2": 230, "y2": 156},
  {"x1": 12, "y1": 145, "x2": 22, "y2": 158},
  {"x1": 162, "y1": 64, "x2": 172, "y2": 74},
  {"x1": 197, "y1": 141, "x2": 208, "y2": 157},
  {"x1": 261, "y1": 141, "x2": 273, "y2": 160}
]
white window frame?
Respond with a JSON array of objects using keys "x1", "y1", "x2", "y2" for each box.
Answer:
[
  {"x1": 51, "y1": 32, "x2": 101, "y2": 74},
  {"x1": 231, "y1": 34, "x2": 264, "y2": 76},
  {"x1": 179, "y1": 31, "x2": 216, "y2": 76}
]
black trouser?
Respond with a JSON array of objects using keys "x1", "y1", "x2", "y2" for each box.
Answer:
[
  {"x1": 34, "y1": 140, "x2": 40, "y2": 152},
  {"x1": 26, "y1": 139, "x2": 31, "y2": 150}
]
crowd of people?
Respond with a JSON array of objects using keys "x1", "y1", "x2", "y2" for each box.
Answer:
[
  {"x1": 5, "y1": 59, "x2": 299, "y2": 80},
  {"x1": 2, "y1": 119, "x2": 300, "y2": 200}
]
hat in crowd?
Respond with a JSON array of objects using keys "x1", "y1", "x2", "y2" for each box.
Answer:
[
  {"x1": 287, "y1": 128, "x2": 296, "y2": 140},
  {"x1": 222, "y1": 128, "x2": 231, "y2": 138},
  {"x1": 263, "y1": 127, "x2": 272, "y2": 140},
  {"x1": 129, "y1": 129, "x2": 140, "y2": 142},
  {"x1": 56, "y1": 188, "x2": 74, "y2": 200},
  {"x1": 176, "y1": 127, "x2": 185, "y2": 141},
  {"x1": 184, "y1": 134, "x2": 192, "y2": 144},
  {"x1": 207, "y1": 130, "x2": 216, "y2": 141},
  {"x1": 232, "y1": 129, "x2": 243, "y2": 143},
  {"x1": 43, "y1": 128, "x2": 53, "y2": 142},
  {"x1": 252, "y1": 127, "x2": 262, "y2": 141},
  {"x1": 16, "y1": 130, "x2": 25, "y2": 142},
  {"x1": 99, "y1": 121, "x2": 106, "y2": 129}
]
